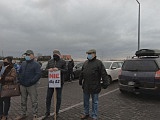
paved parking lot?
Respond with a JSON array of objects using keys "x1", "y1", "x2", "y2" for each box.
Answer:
[{"x1": 8, "y1": 78, "x2": 160, "y2": 120}]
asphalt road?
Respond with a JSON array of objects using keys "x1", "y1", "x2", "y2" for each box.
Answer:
[{"x1": 8, "y1": 78, "x2": 160, "y2": 120}]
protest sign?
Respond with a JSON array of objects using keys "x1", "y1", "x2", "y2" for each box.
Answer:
[
  {"x1": 48, "y1": 70, "x2": 61, "y2": 120},
  {"x1": 48, "y1": 70, "x2": 61, "y2": 88}
]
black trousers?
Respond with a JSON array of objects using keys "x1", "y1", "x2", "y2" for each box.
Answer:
[
  {"x1": 0, "y1": 97, "x2": 11, "y2": 116},
  {"x1": 46, "y1": 85, "x2": 63, "y2": 114}
]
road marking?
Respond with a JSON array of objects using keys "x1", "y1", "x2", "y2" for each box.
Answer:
[
  {"x1": 38, "y1": 88, "x2": 119, "y2": 119},
  {"x1": 99, "y1": 88, "x2": 119, "y2": 97}
]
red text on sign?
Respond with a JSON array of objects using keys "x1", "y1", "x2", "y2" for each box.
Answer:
[{"x1": 49, "y1": 74, "x2": 60, "y2": 78}]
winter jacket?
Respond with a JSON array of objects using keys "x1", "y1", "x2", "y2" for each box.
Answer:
[
  {"x1": 0, "y1": 64, "x2": 17, "y2": 85},
  {"x1": 79, "y1": 57, "x2": 109, "y2": 94},
  {"x1": 19, "y1": 59, "x2": 41, "y2": 87},
  {"x1": 67, "y1": 60, "x2": 74, "y2": 71},
  {"x1": 46, "y1": 58, "x2": 67, "y2": 84}
]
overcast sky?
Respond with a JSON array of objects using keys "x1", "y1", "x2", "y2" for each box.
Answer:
[{"x1": 0, "y1": 0, "x2": 160, "y2": 60}]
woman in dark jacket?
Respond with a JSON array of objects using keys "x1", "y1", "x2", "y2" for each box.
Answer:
[{"x1": 0, "y1": 57, "x2": 16, "y2": 120}]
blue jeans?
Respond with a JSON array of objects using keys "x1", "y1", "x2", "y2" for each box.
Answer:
[
  {"x1": 83, "y1": 92, "x2": 99, "y2": 119},
  {"x1": 0, "y1": 97, "x2": 11, "y2": 116},
  {"x1": 46, "y1": 85, "x2": 63, "y2": 114}
]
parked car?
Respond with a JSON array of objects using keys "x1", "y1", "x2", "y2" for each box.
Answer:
[
  {"x1": 41, "y1": 61, "x2": 48, "y2": 78},
  {"x1": 73, "y1": 62, "x2": 84, "y2": 79},
  {"x1": 119, "y1": 49, "x2": 160, "y2": 95},
  {"x1": 0, "y1": 60, "x2": 3, "y2": 67},
  {"x1": 102, "y1": 61, "x2": 123, "y2": 84}
]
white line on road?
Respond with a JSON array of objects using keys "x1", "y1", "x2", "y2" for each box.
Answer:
[{"x1": 38, "y1": 88, "x2": 119, "y2": 119}]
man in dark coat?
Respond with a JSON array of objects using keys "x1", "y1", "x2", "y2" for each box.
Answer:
[
  {"x1": 42, "y1": 49, "x2": 67, "y2": 119},
  {"x1": 67, "y1": 58, "x2": 74, "y2": 82},
  {"x1": 79, "y1": 49, "x2": 109, "y2": 120}
]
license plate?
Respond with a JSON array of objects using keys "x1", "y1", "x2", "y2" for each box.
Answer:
[{"x1": 128, "y1": 81, "x2": 135, "y2": 86}]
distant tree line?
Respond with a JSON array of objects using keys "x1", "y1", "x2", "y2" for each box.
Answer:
[
  {"x1": 37, "y1": 56, "x2": 51, "y2": 61},
  {"x1": 0, "y1": 56, "x2": 51, "y2": 62}
]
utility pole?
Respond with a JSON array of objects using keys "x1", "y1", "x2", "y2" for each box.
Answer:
[{"x1": 136, "y1": 0, "x2": 140, "y2": 50}]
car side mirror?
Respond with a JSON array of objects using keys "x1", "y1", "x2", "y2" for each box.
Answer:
[{"x1": 111, "y1": 67, "x2": 116, "y2": 69}]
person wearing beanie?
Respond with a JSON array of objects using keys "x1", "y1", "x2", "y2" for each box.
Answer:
[{"x1": 42, "y1": 49, "x2": 67, "y2": 119}]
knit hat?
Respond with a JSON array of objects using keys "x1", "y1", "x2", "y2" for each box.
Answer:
[{"x1": 53, "y1": 49, "x2": 61, "y2": 56}]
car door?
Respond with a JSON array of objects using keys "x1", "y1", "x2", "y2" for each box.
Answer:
[
  {"x1": 110, "y1": 62, "x2": 120, "y2": 81},
  {"x1": 74, "y1": 62, "x2": 83, "y2": 78}
]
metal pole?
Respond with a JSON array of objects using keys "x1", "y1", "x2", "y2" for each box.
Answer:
[
  {"x1": 54, "y1": 88, "x2": 57, "y2": 120},
  {"x1": 136, "y1": 0, "x2": 140, "y2": 50}
]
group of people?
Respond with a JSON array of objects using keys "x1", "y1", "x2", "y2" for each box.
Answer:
[
  {"x1": 0, "y1": 50, "x2": 42, "y2": 120},
  {"x1": 0, "y1": 49, "x2": 109, "y2": 120}
]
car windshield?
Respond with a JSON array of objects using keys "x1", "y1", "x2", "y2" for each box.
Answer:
[
  {"x1": 103, "y1": 62, "x2": 112, "y2": 69},
  {"x1": 122, "y1": 60, "x2": 158, "y2": 72},
  {"x1": 74, "y1": 61, "x2": 81, "y2": 66}
]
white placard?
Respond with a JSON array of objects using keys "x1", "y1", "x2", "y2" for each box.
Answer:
[{"x1": 48, "y1": 70, "x2": 61, "y2": 88}]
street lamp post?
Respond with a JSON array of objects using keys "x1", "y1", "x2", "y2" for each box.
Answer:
[{"x1": 136, "y1": 0, "x2": 140, "y2": 50}]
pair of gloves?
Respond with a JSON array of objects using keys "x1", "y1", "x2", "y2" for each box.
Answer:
[{"x1": 101, "y1": 82, "x2": 108, "y2": 89}]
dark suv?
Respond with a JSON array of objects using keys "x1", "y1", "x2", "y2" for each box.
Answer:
[{"x1": 119, "y1": 49, "x2": 160, "y2": 95}]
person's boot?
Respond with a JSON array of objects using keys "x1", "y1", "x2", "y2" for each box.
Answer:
[
  {"x1": 42, "y1": 112, "x2": 50, "y2": 120},
  {"x1": 15, "y1": 115, "x2": 27, "y2": 120},
  {"x1": 33, "y1": 115, "x2": 38, "y2": 120},
  {"x1": 80, "y1": 114, "x2": 89, "y2": 119},
  {"x1": 0, "y1": 115, "x2": 3, "y2": 120},
  {"x1": 1, "y1": 116, "x2": 7, "y2": 120}
]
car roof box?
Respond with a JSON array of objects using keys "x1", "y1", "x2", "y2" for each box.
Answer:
[{"x1": 135, "y1": 49, "x2": 160, "y2": 56}]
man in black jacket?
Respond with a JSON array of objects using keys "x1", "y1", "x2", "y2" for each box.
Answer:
[
  {"x1": 43, "y1": 49, "x2": 67, "y2": 119},
  {"x1": 67, "y1": 58, "x2": 74, "y2": 82},
  {"x1": 79, "y1": 49, "x2": 109, "y2": 120}
]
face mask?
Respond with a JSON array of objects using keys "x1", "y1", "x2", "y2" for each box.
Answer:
[
  {"x1": 25, "y1": 56, "x2": 31, "y2": 61},
  {"x1": 3, "y1": 62, "x2": 10, "y2": 66},
  {"x1": 53, "y1": 54, "x2": 60, "y2": 61},
  {"x1": 87, "y1": 54, "x2": 93, "y2": 60}
]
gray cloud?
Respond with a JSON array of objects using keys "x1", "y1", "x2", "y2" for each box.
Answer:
[{"x1": 0, "y1": 0, "x2": 160, "y2": 60}]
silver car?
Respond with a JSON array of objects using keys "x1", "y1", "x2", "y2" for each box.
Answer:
[
  {"x1": 73, "y1": 62, "x2": 84, "y2": 79},
  {"x1": 103, "y1": 61, "x2": 123, "y2": 84}
]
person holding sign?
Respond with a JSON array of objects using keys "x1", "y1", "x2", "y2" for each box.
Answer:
[
  {"x1": 79, "y1": 49, "x2": 109, "y2": 120},
  {"x1": 42, "y1": 49, "x2": 67, "y2": 119}
]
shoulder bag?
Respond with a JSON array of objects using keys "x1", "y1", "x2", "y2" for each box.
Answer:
[{"x1": 0, "y1": 83, "x2": 21, "y2": 97}]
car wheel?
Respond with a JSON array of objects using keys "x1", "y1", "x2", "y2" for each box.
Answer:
[
  {"x1": 107, "y1": 76, "x2": 112, "y2": 85},
  {"x1": 119, "y1": 89, "x2": 127, "y2": 93},
  {"x1": 73, "y1": 73, "x2": 76, "y2": 79}
]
